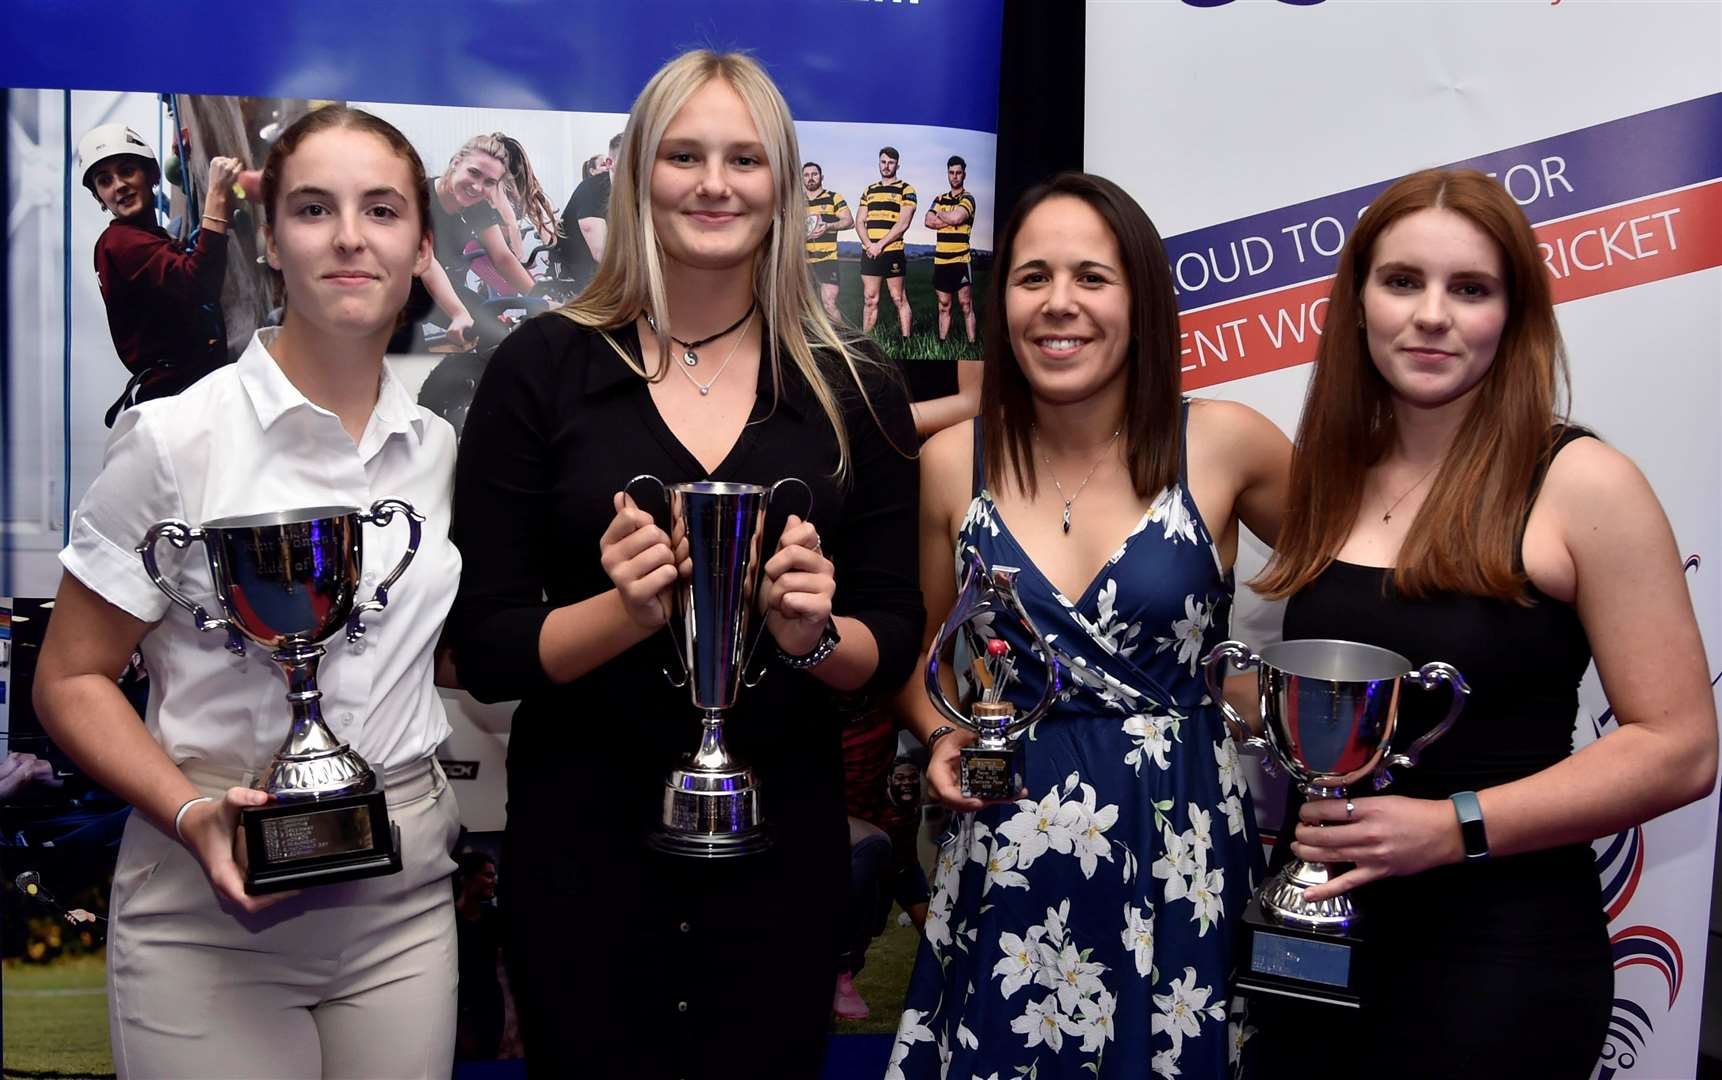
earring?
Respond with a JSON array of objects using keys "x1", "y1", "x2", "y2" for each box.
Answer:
[{"x1": 1356, "y1": 308, "x2": 1366, "y2": 329}]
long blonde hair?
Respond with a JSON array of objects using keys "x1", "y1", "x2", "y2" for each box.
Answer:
[{"x1": 561, "y1": 49, "x2": 889, "y2": 479}]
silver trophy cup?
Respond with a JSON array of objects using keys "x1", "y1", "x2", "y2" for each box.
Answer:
[
  {"x1": 924, "y1": 545, "x2": 1062, "y2": 800},
  {"x1": 626, "y1": 475, "x2": 812, "y2": 858},
  {"x1": 1202, "y1": 637, "x2": 1469, "y2": 1005},
  {"x1": 138, "y1": 501, "x2": 421, "y2": 893}
]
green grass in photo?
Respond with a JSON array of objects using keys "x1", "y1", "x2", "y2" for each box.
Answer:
[
  {"x1": 3, "y1": 954, "x2": 113, "y2": 1079},
  {"x1": 835, "y1": 257, "x2": 990, "y2": 364},
  {"x1": 835, "y1": 904, "x2": 924, "y2": 1037}
]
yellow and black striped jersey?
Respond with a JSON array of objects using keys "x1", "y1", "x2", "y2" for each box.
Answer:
[
  {"x1": 859, "y1": 179, "x2": 917, "y2": 254},
  {"x1": 804, "y1": 189, "x2": 848, "y2": 263},
  {"x1": 931, "y1": 190, "x2": 976, "y2": 265}
]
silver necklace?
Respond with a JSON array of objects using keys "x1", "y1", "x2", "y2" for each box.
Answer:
[
  {"x1": 645, "y1": 301, "x2": 756, "y2": 367},
  {"x1": 671, "y1": 310, "x2": 754, "y2": 397},
  {"x1": 1035, "y1": 426, "x2": 1122, "y2": 534}
]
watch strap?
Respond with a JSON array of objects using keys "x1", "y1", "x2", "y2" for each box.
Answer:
[{"x1": 1450, "y1": 789, "x2": 1489, "y2": 861}]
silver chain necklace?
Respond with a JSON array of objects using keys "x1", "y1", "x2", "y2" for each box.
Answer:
[
  {"x1": 1034, "y1": 426, "x2": 1122, "y2": 534},
  {"x1": 668, "y1": 310, "x2": 754, "y2": 397},
  {"x1": 644, "y1": 300, "x2": 757, "y2": 367}
]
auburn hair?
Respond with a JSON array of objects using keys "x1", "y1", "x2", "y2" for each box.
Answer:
[
  {"x1": 982, "y1": 173, "x2": 1183, "y2": 502},
  {"x1": 1254, "y1": 168, "x2": 1570, "y2": 603}
]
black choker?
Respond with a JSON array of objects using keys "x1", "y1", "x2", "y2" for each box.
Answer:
[{"x1": 645, "y1": 300, "x2": 758, "y2": 367}]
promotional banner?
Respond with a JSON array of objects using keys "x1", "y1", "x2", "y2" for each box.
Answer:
[
  {"x1": 2, "y1": 2, "x2": 1004, "y2": 1071},
  {"x1": 1087, "y1": 2, "x2": 1719, "y2": 1076}
]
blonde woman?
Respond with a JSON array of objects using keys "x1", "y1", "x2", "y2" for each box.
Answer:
[
  {"x1": 430, "y1": 135, "x2": 536, "y2": 311},
  {"x1": 446, "y1": 50, "x2": 922, "y2": 1077}
]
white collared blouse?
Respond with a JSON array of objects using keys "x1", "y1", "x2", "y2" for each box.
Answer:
[{"x1": 61, "y1": 328, "x2": 460, "y2": 773}]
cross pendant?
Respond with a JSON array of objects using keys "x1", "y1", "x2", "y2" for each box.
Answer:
[
  {"x1": 1062, "y1": 501, "x2": 1072, "y2": 534},
  {"x1": 683, "y1": 350, "x2": 699, "y2": 367}
]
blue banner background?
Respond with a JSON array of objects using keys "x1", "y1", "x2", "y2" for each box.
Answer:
[{"x1": 8, "y1": 0, "x2": 1004, "y2": 132}]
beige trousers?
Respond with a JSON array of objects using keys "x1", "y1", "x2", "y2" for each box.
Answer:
[{"x1": 107, "y1": 757, "x2": 461, "y2": 1080}]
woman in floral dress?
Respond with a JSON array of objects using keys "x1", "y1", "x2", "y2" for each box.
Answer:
[{"x1": 891, "y1": 173, "x2": 1290, "y2": 1079}]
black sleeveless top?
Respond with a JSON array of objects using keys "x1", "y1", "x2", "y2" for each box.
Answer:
[{"x1": 1282, "y1": 427, "x2": 1606, "y2": 939}]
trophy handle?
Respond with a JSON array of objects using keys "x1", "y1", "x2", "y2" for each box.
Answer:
[
  {"x1": 922, "y1": 545, "x2": 1062, "y2": 735},
  {"x1": 623, "y1": 474, "x2": 688, "y2": 688},
  {"x1": 137, "y1": 519, "x2": 245, "y2": 656},
  {"x1": 990, "y1": 565, "x2": 1062, "y2": 736},
  {"x1": 346, "y1": 499, "x2": 425, "y2": 643},
  {"x1": 743, "y1": 476, "x2": 815, "y2": 687},
  {"x1": 924, "y1": 546, "x2": 987, "y2": 731},
  {"x1": 1383, "y1": 661, "x2": 1472, "y2": 771},
  {"x1": 1201, "y1": 640, "x2": 1271, "y2": 754}
]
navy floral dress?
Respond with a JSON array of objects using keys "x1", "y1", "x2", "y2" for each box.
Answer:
[{"x1": 891, "y1": 405, "x2": 1260, "y2": 1079}]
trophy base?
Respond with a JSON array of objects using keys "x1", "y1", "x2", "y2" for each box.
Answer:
[
  {"x1": 1233, "y1": 894, "x2": 1366, "y2": 1008},
  {"x1": 959, "y1": 743, "x2": 1023, "y2": 802},
  {"x1": 651, "y1": 774, "x2": 771, "y2": 859},
  {"x1": 240, "y1": 789, "x2": 402, "y2": 895},
  {"x1": 646, "y1": 825, "x2": 772, "y2": 859}
]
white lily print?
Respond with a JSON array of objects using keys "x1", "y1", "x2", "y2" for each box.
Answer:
[
  {"x1": 1075, "y1": 579, "x2": 1144, "y2": 659},
  {"x1": 1222, "y1": 794, "x2": 1246, "y2": 838},
  {"x1": 1070, "y1": 784, "x2": 1120, "y2": 879},
  {"x1": 961, "y1": 494, "x2": 1002, "y2": 538},
  {"x1": 1123, "y1": 710, "x2": 1179, "y2": 773},
  {"x1": 1076, "y1": 988, "x2": 1118, "y2": 1053},
  {"x1": 1046, "y1": 939, "x2": 1107, "y2": 1015},
  {"x1": 1152, "y1": 823, "x2": 1200, "y2": 904},
  {"x1": 1188, "y1": 865, "x2": 1226, "y2": 936},
  {"x1": 1154, "y1": 593, "x2": 1213, "y2": 675},
  {"x1": 1152, "y1": 966, "x2": 1226, "y2": 1048},
  {"x1": 1122, "y1": 902, "x2": 1156, "y2": 977},
  {"x1": 1184, "y1": 803, "x2": 1214, "y2": 866},
  {"x1": 992, "y1": 928, "x2": 1045, "y2": 999},
  {"x1": 1151, "y1": 1046, "x2": 1183, "y2": 1078},
  {"x1": 957, "y1": 1023, "x2": 979, "y2": 1051},
  {"x1": 1228, "y1": 1012, "x2": 1256, "y2": 1069},
  {"x1": 1214, "y1": 738, "x2": 1242, "y2": 797},
  {"x1": 1148, "y1": 484, "x2": 1198, "y2": 545},
  {"x1": 885, "y1": 1008, "x2": 936, "y2": 1080},
  {"x1": 1010, "y1": 992, "x2": 1076, "y2": 1052},
  {"x1": 997, "y1": 787, "x2": 1078, "y2": 869},
  {"x1": 981, "y1": 841, "x2": 1029, "y2": 894}
]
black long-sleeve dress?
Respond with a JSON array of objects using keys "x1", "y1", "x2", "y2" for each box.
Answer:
[{"x1": 447, "y1": 313, "x2": 923, "y2": 1079}]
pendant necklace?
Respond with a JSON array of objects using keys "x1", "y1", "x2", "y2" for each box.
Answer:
[
  {"x1": 645, "y1": 299, "x2": 758, "y2": 367},
  {"x1": 1381, "y1": 461, "x2": 1441, "y2": 523},
  {"x1": 674, "y1": 310, "x2": 755, "y2": 397},
  {"x1": 1035, "y1": 426, "x2": 1122, "y2": 535}
]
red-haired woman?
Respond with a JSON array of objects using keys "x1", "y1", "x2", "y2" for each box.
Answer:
[{"x1": 1253, "y1": 167, "x2": 1716, "y2": 1077}]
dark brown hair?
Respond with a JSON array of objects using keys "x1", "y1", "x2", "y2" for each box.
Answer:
[
  {"x1": 1254, "y1": 168, "x2": 1570, "y2": 602},
  {"x1": 261, "y1": 105, "x2": 431, "y2": 239},
  {"x1": 982, "y1": 172, "x2": 1183, "y2": 502}
]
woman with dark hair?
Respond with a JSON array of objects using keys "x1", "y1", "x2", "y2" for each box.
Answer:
[
  {"x1": 453, "y1": 850, "x2": 504, "y2": 1061},
  {"x1": 33, "y1": 104, "x2": 463, "y2": 1078},
  {"x1": 1252, "y1": 167, "x2": 1716, "y2": 1078},
  {"x1": 447, "y1": 49, "x2": 921, "y2": 1078},
  {"x1": 890, "y1": 173, "x2": 1289, "y2": 1079}
]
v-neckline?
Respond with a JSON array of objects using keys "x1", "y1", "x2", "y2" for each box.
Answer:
[
  {"x1": 627, "y1": 323, "x2": 763, "y2": 479},
  {"x1": 983, "y1": 493, "x2": 1154, "y2": 612}
]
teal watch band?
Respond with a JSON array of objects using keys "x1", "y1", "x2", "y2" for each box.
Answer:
[{"x1": 1451, "y1": 790, "x2": 1489, "y2": 861}]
